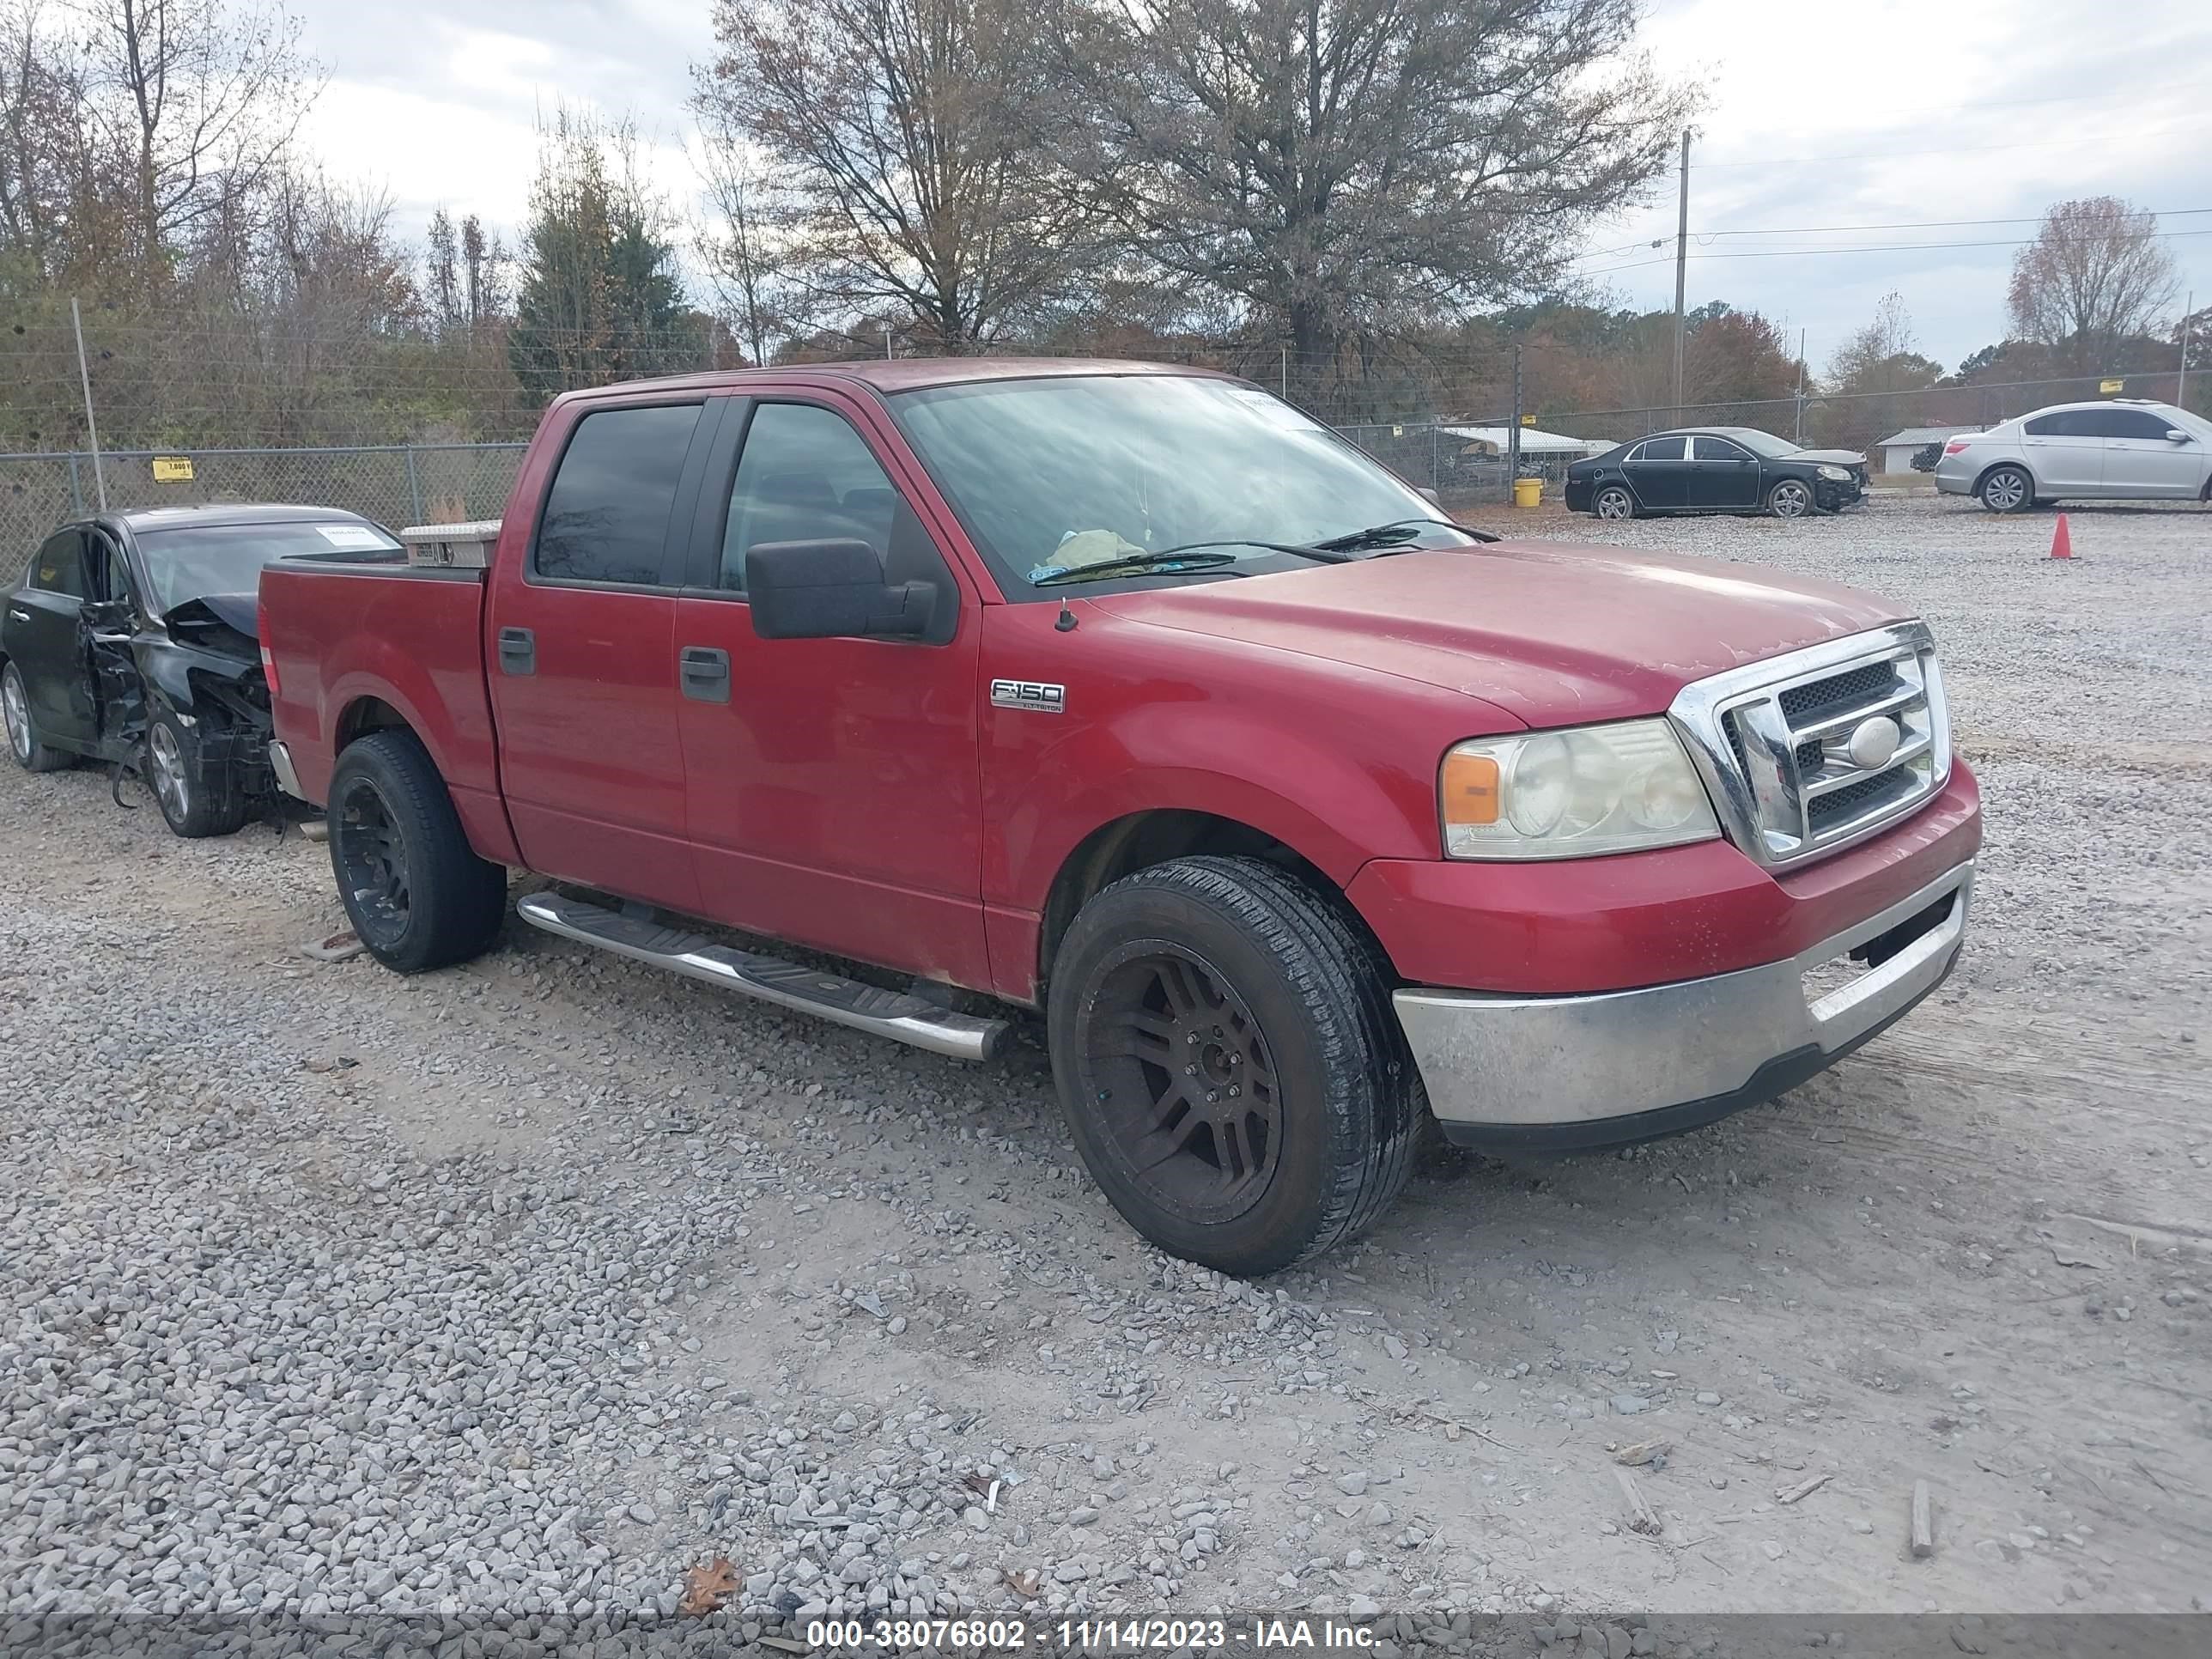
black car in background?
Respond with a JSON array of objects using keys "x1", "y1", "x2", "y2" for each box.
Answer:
[
  {"x1": 1563, "y1": 427, "x2": 1868, "y2": 520},
  {"x1": 3, "y1": 504, "x2": 400, "y2": 836}
]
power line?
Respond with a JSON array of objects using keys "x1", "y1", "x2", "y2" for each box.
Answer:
[
  {"x1": 1692, "y1": 117, "x2": 2212, "y2": 169},
  {"x1": 1577, "y1": 227, "x2": 2212, "y2": 279},
  {"x1": 1696, "y1": 206, "x2": 2212, "y2": 240}
]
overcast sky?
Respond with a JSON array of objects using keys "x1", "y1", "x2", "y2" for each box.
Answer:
[{"x1": 292, "y1": 0, "x2": 2212, "y2": 375}]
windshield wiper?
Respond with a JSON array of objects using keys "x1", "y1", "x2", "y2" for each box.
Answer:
[
  {"x1": 1310, "y1": 517, "x2": 1499, "y2": 553},
  {"x1": 1030, "y1": 549, "x2": 1253, "y2": 586}
]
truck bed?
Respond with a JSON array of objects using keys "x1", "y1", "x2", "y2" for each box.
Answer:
[{"x1": 260, "y1": 561, "x2": 512, "y2": 860}]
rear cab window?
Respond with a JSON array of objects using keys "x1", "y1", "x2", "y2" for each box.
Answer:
[{"x1": 533, "y1": 403, "x2": 705, "y2": 587}]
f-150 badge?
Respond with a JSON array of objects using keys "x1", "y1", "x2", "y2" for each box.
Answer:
[{"x1": 990, "y1": 679, "x2": 1066, "y2": 714}]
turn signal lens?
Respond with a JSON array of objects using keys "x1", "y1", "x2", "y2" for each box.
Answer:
[
  {"x1": 1439, "y1": 751, "x2": 1500, "y2": 826},
  {"x1": 1440, "y1": 720, "x2": 1721, "y2": 860}
]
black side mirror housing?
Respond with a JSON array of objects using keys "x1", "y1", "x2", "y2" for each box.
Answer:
[{"x1": 745, "y1": 538, "x2": 936, "y2": 641}]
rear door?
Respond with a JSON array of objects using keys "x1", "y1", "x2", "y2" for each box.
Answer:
[
  {"x1": 485, "y1": 397, "x2": 715, "y2": 913},
  {"x1": 2092, "y1": 407, "x2": 2203, "y2": 497},
  {"x1": 7, "y1": 527, "x2": 97, "y2": 747},
  {"x1": 669, "y1": 390, "x2": 992, "y2": 988},
  {"x1": 1620, "y1": 435, "x2": 1690, "y2": 508},
  {"x1": 1687, "y1": 434, "x2": 1762, "y2": 507},
  {"x1": 2021, "y1": 410, "x2": 2103, "y2": 495}
]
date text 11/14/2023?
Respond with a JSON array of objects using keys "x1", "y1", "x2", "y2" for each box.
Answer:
[{"x1": 802, "y1": 1617, "x2": 1378, "y2": 1650}]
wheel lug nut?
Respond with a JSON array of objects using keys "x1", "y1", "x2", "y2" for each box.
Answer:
[
  {"x1": 1186, "y1": 1031, "x2": 1201, "y2": 1045},
  {"x1": 1206, "y1": 1090, "x2": 1219, "y2": 1104},
  {"x1": 1226, "y1": 1085, "x2": 1241, "y2": 1098},
  {"x1": 1226, "y1": 1053, "x2": 1241, "y2": 1066},
  {"x1": 1184, "y1": 1064, "x2": 1199, "y2": 1076}
]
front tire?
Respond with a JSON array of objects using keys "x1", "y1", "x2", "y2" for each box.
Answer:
[
  {"x1": 146, "y1": 708, "x2": 250, "y2": 837},
  {"x1": 1766, "y1": 478, "x2": 1814, "y2": 520},
  {"x1": 1592, "y1": 485, "x2": 1636, "y2": 521},
  {"x1": 328, "y1": 729, "x2": 507, "y2": 973},
  {"x1": 1047, "y1": 856, "x2": 1423, "y2": 1276},
  {"x1": 3, "y1": 661, "x2": 70, "y2": 773},
  {"x1": 1978, "y1": 465, "x2": 2033, "y2": 514}
]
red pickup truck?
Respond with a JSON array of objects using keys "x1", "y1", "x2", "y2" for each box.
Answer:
[{"x1": 260, "y1": 360, "x2": 1979, "y2": 1275}]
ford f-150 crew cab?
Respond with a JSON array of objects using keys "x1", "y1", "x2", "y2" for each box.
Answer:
[{"x1": 259, "y1": 359, "x2": 1980, "y2": 1275}]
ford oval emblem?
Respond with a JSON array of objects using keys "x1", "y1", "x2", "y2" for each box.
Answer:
[{"x1": 1845, "y1": 714, "x2": 1901, "y2": 770}]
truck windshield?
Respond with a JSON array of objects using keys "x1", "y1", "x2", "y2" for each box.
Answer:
[
  {"x1": 134, "y1": 520, "x2": 400, "y2": 615},
  {"x1": 890, "y1": 374, "x2": 1475, "y2": 599}
]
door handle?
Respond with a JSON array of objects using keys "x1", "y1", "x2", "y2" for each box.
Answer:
[
  {"x1": 6, "y1": 607, "x2": 28, "y2": 623},
  {"x1": 679, "y1": 645, "x2": 730, "y2": 704},
  {"x1": 497, "y1": 626, "x2": 536, "y2": 676}
]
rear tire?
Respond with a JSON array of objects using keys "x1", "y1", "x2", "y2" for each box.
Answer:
[
  {"x1": 328, "y1": 728, "x2": 507, "y2": 973},
  {"x1": 1047, "y1": 855, "x2": 1423, "y2": 1277},
  {"x1": 1592, "y1": 485, "x2": 1636, "y2": 521},
  {"x1": 3, "y1": 660, "x2": 71, "y2": 773},
  {"x1": 146, "y1": 708, "x2": 250, "y2": 838},
  {"x1": 1978, "y1": 465, "x2": 2033, "y2": 514}
]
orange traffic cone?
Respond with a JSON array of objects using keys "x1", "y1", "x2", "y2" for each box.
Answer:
[{"x1": 2049, "y1": 513, "x2": 2073, "y2": 560}]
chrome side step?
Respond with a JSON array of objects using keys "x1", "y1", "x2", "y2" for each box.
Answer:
[{"x1": 514, "y1": 892, "x2": 1007, "y2": 1061}]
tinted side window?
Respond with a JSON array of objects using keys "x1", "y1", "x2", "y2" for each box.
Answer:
[
  {"x1": 2090, "y1": 409, "x2": 2176, "y2": 440},
  {"x1": 534, "y1": 404, "x2": 703, "y2": 586},
  {"x1": 1631, "y1": 437, "x2": 1686, "y2": 462},
  {"x1": 93, "y1": 536, "x2": 133, "y2": 604},
  {"x1": 2025, "y1": 411, "x2": 2097, "y2": 438},
  {"x1": 1692, "y1": 436, "x2": 1751, "y2": 461},
  {"x1": 718, "y1": 404, "x2": 902, "y2": 592},
  {"x1": 30, "y1": 531, "x2": 86, "y2": 598}
]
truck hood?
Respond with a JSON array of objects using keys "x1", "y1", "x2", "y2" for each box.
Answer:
[{"x1": 1089, "y1": 541, "x2": 1910, "y2": 726}]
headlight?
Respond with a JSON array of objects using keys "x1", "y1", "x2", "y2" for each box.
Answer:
[
  {"x1": 1440, "y1": 720, "x2": 1721, "y2": 859},
  {"x1": 1817, "y1": 465, "x2": 1850, "y2": 481}
]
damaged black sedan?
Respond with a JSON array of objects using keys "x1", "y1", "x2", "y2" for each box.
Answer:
[{"x1": 3, "y1": 504, "x2": 400, "y2": 836}]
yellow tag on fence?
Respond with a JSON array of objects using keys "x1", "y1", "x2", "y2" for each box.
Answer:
[{"x1": 151, "y1": 456, "x2": 195, "y2": 483}]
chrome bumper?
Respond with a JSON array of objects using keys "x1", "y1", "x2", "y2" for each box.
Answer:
[
  {"x1": 268, "y1": 739, "x2": 306, "y2": 801},
  {"x1": 1395, "y1": 860, "x2": 1973, "y2": 1146}
]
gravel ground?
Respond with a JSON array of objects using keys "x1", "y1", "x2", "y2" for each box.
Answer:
[{"x1": 3, "y1": 494, "x2": 2208, "y2": 1654}]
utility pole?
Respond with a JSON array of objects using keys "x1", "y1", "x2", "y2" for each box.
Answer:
[
  {"x1": 1670, "y1": 131, "x2": 1691, "y2": 422},
  {"x1": 71, "y1": 297, "x2": 109, "y2": 512},
  {"x1": 1796, "y1": 327, "x2": 1807, "y2": 446},
  {"x1": 2182, "y1": 289, "x2": 2195, "y2": 410},
  {"x1": 1507, "y1": 344, "x2": 1524, "y2": 496}
]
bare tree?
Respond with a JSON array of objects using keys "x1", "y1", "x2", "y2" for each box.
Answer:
[
  {"x1": 425, "y1": 205, "x2": 461, "y2": 335},
  {"x1": 1055, "y1": 0, "x2": 1696, "y2": 393},
  {"x1": 697, "y1": 0, "x2": 1099, "y2": 351},
  {"x1": 72, "y1": 0, "x2": 321, "y2": 288},
  {"x1": 1820, "y1": 291, "x2": 1942, "y2": 450},
  {"x1": 689, "y1": 103, "x2": 802, "y2": 366},
  {"x1": 2007, "y1": 197, "x2": 2179, "y2": 376}
]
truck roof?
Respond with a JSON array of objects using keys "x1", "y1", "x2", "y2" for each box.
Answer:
[{"x1": 552, "y1": 356, "x2": 1231, "y2": 406}]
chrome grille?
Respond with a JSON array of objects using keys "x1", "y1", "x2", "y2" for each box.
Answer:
[{"x1": 1669, "y1": 622, "x2": 1952, "y2": 869}]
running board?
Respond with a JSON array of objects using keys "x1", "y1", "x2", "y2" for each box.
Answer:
[{"x1": 514, "y1": 892, "x2": 1007, "y2": 1061}]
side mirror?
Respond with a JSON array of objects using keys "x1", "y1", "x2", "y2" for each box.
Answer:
[
  {"x1": 2166, "y1": 428, "x2": 2191, "y2": 443},
  {"x1": 745, "y1": 538, "x2": 935, "y2": 641},
  {"x1": 1417, "y1": 486, "x2": 1442, "y2": 507}
]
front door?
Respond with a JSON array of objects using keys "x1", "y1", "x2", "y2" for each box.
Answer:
[
  {"x1": 484, "y1": 397, "x2": 714, "y2": 914},
  {"x1": 2021, "y1": 410, "x2": 2104, "y2": 495},
  {"x1": 670, "y1": 392, "x2": 992, "y2": 989},
  {"x1": 9, "y1": 527, "x2": 97, "y2": 747},
  {"x1": 1687, "y1": 434, "x2": 1763, "y2": 507},
  {"x1": 2093, "y1": 407, "x2": 2203, "y2": 497},
  {"x1": 1620, "y1": 435, "x2": 1691, "y2": 508}
]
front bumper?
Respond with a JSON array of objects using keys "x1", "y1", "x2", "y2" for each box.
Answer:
[{"x1": 1395, "y1": 859, "x2": 1973, "y2": 1152}]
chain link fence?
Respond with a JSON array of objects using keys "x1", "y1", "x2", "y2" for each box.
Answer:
[{"x1": 0, "y1": 443, "x2": 528, "y2": 569}]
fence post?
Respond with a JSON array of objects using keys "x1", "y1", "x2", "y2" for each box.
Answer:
[
  {"x1": 404, "y1": 447, "x2": 425, "y2": 525},
  {"x1": 66, "y1": 453, "x2": 86, "y2": 515}
]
